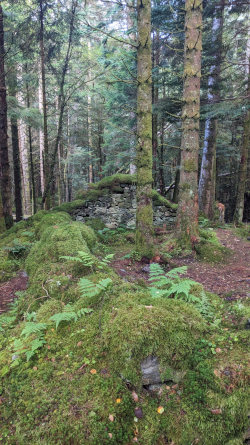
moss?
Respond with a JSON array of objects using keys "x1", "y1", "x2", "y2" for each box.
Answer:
[
  {"x1": 152, "y1": 189, "x2": 178, "y2": 210},
  {"x1": 52, "y1": 199, "x2": 86, "y2": 213},
  {"x1": 93, "y1": 174, "x2": 136, "y2": 190},
  {"x1": 102, "y1": 297, "x2": 206, "y2": 385},
  {"x1": 183, "y1": 159, "x2": 197, "y2": 172},
  {"x1": 84, "y1": 218, "x2": 106, "y2": 231},
  {"x1": 0, "y1": 250, "x2": 19, "y2": 282},
  {"x1": 33, "y1": 212, "x2": 72, "y2": 238},
  {"x1": 195, "y1": 228, "x2": 231, "y2": 263},
  {"x1": 0, "y1": 209, "x2": 249, "y2": 444}
]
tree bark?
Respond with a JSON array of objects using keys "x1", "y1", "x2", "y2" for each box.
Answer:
[
  {"x1": 38, "y1": 66, "x2": 45, "y2": 196},
  {"x1": 0, "y1": 5, "x2": 13, "y2": 229},
  {"x1": 39, "y1": 0, "x2": 50, "y2": 209},
  {"x1": 198, "y1": 0, "x2": 225, "y2": 219},
  {"x1": 0, "y1": 188, "x2": 5, "y2": 233},
  {"x1": 135, "y1": 0, "x2": 153, "y2": 257},
  {"x1": 176, "y1": 0, "x2": 202, "y2": 247},
  {"x1": 42, "y1": 0, "x2": 77, "y2": 206},
  {"x1": 26, "y1": 70, "x2": 37, "y2": 214},
  {"x1": 8, "y1": 71, "x2": 23, "y2": 221},
  {"x1": 233, "y1": 56, "x2": 250, "y2": 224},
  {"x1": 152, "y1": 30, "x2": 159, "y2": 187}
]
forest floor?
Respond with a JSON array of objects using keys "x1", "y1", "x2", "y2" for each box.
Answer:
[
  {"x1": 0, "y1": 228, "x2": 249, "y2": 314},
  {"x1": 112, "y1": 228, "x2": 250, "y2": 300},
  {"x1": 0, "y1": 271, "x2": 28, "y2": 314}
]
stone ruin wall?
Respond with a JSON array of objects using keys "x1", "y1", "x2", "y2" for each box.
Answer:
[{"x1": 71, "y1": 183, "x2": 176, "y2": 229}]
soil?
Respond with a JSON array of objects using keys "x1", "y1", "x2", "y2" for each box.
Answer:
[
  {"x1": 113, "y1": 229, "x2": 250, "y2": 300},
  {"x1": 0, "y1": 271, "x2": 28, "y2": 314}
]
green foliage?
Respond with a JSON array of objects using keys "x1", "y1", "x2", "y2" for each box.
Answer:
[
  {"x1": 149, "y1": 263, "x2": 200, "y2": 303},
  {"x1": 20, "y1": 322, "x2": 47, "y2": 339},
  {"x1": 78, "y1": 277, "x2": 113, "y2": 298},
  {"x1": 3, "y1": 239, "x2": 32, "y2": 258},
  {"x1": 60, "y1": 250, "x2": 114, "y2": 271},
  {"x1": 50, "y1": 305, "x2": 93, "y2": 330}
]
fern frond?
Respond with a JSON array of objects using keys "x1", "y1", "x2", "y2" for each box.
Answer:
[
  {"x1": 96, "y1": 278, "x2": 113, "y2": 291},
  {"x1": 165, "y1": 266, "x2": 187, "y2": 278},
  {"x1": 26, "y1": 338, "x2": 46, "y2": 361},
  {"x1": 60, "y1": 255, "x2": 83, "y2": 262},
  {"x1": 149, "y1": 263, "x2": 165, "y2": 280},
  {"x1": 49, "y1": 311, "x2": 77, "y2": 330},
  {"x1": 21, "y1": 322, "x2": 47, "y2": 338},
  {"x1": 78, "y1": 278, "x2": 101, "y2": 297}
]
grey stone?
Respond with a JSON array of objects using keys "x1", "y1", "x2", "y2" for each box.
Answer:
[
  {"x1": 71, "y1": 184, "x2": 176, "y2": 229},
  {"x1": 141, "y1": 356, "x2": 161, "y2": 386}
]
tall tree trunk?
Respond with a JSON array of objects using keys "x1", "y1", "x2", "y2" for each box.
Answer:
[
  {"x1": 38, "y1": 67, "x2": 45, "y2": 196},
  {"x1": 18, "y1": 111, "x2": 31, "y2": 217},
  {"x1": 26, "y1": 70, "x2": 37, "y2": 214},
  {"x1": 152, "y1": 31, "x2": 159, "y2": 187},
  {"x1": 173, "y1": 150, "x2": 181, "y2": 204},
  {"x1": 0, "y1": 189, "x2": 5, "y2": 232},
  {"x1": 97, "y1": 105, "x2": 104, "y2": 179},
  {"x1": 198, "y1": 0, "x2": 225, "y2": 219},
  {"x1": 135, "y1": 0, "x2": 153, "y2": 257},
  {"x1": 0, "y1": 5, "x2": 13, "y2": 229},
  {"x1": 176, "y1": 0, "x2": 202, "y2": 247},
  {"x1": 87, "y1": 40, "x2": 93, "y2": 184},
  {"x1": 39, "y1": 0, "x2": 50, "y2": 209},
  {"x1": 233, "y1": 54, "x2": 250, "y2": 224},
  {"x1": 42, "y1": 0, "x2": 77, "y2": 206},
  {"x1": 159, "y1": 117, "x2": 165, "y2": 195},
  {"x1": 8, "y1": 71, "x2": 23, "y2": 221}
]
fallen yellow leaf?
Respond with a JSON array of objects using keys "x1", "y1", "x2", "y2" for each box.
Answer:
[{"x1": 157, "y1": 406, "x2": 164, "y2": 414}]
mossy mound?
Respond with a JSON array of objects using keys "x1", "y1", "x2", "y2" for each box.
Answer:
[
  {"x1": 195, "y1": 229, "x2": 230, "y2": 263},
  {"x1": 0, "y1": 218, "x2": 249, "y2": 444},
  {"x1": 24, "y1": 213, "x2": 97, "y2": 304},
  {"x1": 102, "y1": 297, "x2": 206, "y2": 385}
]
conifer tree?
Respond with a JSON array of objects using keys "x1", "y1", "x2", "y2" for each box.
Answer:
[
  {"x1": 0, "y1": 5, "x2": 13, "y2": 228},
  {"x1": 135, "y1": 0, "x2": 154, "y2": 257},
  {"x1": 176, "y1": 0, "x2": 202, "y2": 246},
  {"x1": 198, "y1": 0, "x2": 225, "y2": 219}
]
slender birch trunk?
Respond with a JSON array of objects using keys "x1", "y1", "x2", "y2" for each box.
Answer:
[
  {"x1": 176, "y1": 0, "x2": 202, "y2": 247},
  {"x1": 18, "y1": 107, "x2": 31, "y2": 217},
  {"x1": 135, "y1": 0, "x2": 153, "y2": 257},
  {"x1": 198, "y1": 0, "x2": 225, "y2": 219}
]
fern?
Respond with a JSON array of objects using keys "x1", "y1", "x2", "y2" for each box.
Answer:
[
  {"x1": 49, "y1": 305, "x2": 93, "y2": 330},
  {"x1": 60, "y1": 251, "x2": 114, "y2": 271},
  {"x1": 149, "y1": 263, "x2": 200, "y2": 305},
  {"x1": 97, "y1": 254, "x2": 114, "y2": 269},
  {"x1": 0, "y1": 315, "x2": 16, "y2": 332},
  {"x1": 25, "y1": 337, "x2": 46, "y2": 361},
  {"x1": 21, "y1": 322, "x2": 47, "y2": 338},
  {"x1": 78, "y1": 277, "x2": 113, "y2": 298},
  {"x1": 60, "y1": 250, "x2": 95, "y2": 268}
]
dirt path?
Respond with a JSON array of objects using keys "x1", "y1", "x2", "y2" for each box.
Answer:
[
  {"x1": 113, "y1": 229, "x2": 250, "y2": 300},
  {"x1": 0, "y1": 271, "x2": 28, "y2": 314},
  {"x1": 174, "y1": 229, "x2": 250, "y2": 299}
]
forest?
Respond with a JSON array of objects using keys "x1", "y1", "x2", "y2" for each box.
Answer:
[{"x1": 0, "y1": 0, "x2": 249, "y2": 444}]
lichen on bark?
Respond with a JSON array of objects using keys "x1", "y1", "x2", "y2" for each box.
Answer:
[
  {"x1": 135, "y1": 0, "x2": 154, "y2": 257},
  {"x1": 176, "y1": 0, "x2": 202, "y2": 248}
]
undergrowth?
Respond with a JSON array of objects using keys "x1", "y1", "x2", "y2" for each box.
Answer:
[{"x1": 0, "y1": 213, "x2": 249, "y2": 445}]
